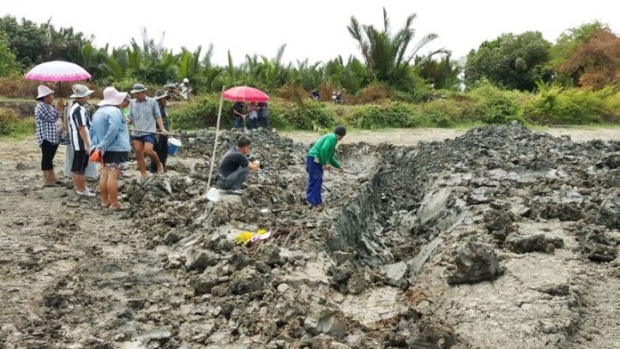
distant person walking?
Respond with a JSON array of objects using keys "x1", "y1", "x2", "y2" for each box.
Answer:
[
  {"x1": 306, "y1": 126, "x2": 346, "y2": 209},
  {"x1": 34, "y1": 85, "x2": 66, "y2": 187},
  {"x1": 67, "y1": 84, "x2": 96, "y2": 197},
  {"x1": 128, "y1": 83, "x2": 168, "y2": 178},
  {"x1": 90, "y1": 87, "x2": 131, "y2": 211},
  {"x1": 149, "y1": 90, "x2": 171, "y2": 174}
]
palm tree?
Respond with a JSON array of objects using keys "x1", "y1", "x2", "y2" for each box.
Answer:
[
  {"x1": 415, "y1": 53, "x2": 462, "y2": 90},
  {"x1": 347, "y1": 7, "x2": 445, "y2": 89},
  {"x1": 325, "y1": 55, "x2": 368, "y2": 93}
]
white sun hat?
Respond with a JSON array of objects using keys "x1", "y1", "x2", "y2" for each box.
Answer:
[
  {"x1": 98, "y1": 87, "x2": 128, "y2": 106},
  {"x1": 36, "y1": 85, "x2": 54, "y2": 99}
]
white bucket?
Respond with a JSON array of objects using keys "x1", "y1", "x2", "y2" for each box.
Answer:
[{"x1": 167, "y1": 137, "x2": 183, "y2": 155}]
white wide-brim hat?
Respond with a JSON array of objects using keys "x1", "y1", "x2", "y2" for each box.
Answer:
[
  {"x1": 70, "y1": 84, "x2": 95, "y2": 98},
  {"x1": 36, "y1": 85, "x2": 54, "y2": 99},
  {"x1": 98, "y1": 87, "x2": 128, "y2": 106}
]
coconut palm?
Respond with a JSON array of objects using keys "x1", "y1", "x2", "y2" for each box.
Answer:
[{"x1": 347, "y1": 7, "x2": 445, "y2": 90}]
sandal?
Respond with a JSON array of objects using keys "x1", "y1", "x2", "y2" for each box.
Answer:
[
  {"x1": 109, "y1": 205, "x2": 128, "y2": 211},
  {"x1": 76, "y1": 189, "x2": 96, "y2": 197},
  {"x1": 101, "y1": 202, "x2": 111, "y2": 208},
  {"x1": 43, "y1": 182, "x2": 62, "y2": 187}
]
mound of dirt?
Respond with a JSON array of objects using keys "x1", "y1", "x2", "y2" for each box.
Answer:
[{"x1": 3, "y1": 123, "x2": 620, "y2": 348}]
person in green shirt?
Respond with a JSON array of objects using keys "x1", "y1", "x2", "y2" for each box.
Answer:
[{"x1": 306, "y1": 125, "x2": 347, "y2": 209}]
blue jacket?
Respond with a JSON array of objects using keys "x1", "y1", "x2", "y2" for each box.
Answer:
[{"x1": 90, "y1": 105, "x2": 131, "y2": 154}]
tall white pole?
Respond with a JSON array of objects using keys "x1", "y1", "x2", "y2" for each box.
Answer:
[{"x1": 207, "y1": 86, "x2": 225, "y2": 190}]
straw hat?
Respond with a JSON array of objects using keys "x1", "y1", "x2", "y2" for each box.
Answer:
[
  {"x1": 36, "y1": 85, "x2": 54, "y2": 100},
  {"x1": 98, "y1": 87, "x2": 128, "y2": 106}
]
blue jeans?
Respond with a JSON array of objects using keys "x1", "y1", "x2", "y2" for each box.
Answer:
[
  {"x1": 249, "y1": 118, "x2": 258, "y2": 129},
  {"x1": 217, "y1": 166, "x2": 250, "y2": 190},
  {"x1": 306, "y1": 156, "x2": 323, "y2": 206},
  {"x1": 234, "y1": 117, "x2": 244, "y2": 129},
  {"x1": 259, "y1": 111, "x2": 269, "y2": 128}
]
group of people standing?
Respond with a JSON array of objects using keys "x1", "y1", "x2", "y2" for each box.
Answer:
[
  {"x1": 34, "y1": 83, "x2": 172, "y2": 210},
  {"x1": 232, "y1": 101, "x2": 269, "y2": 129},
  {"x1": 35, "y1": 80, "x2": 348, "y2": 211}
]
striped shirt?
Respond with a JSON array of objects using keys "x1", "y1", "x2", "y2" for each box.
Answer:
[
  {"x1": 35, "y1": 102, "x2": 61, "y2": 145},
  {"x1": 129, "y1": 97, "x2": 160, "y2": 136},
  {"x1": 68, "y1": 102, "x2": 91, "y2": 151}
]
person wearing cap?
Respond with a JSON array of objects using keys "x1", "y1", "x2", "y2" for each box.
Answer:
[
  {"x1": 127, "y1": 83, "x2": 168, "y2": 178},
  {"x1": 34, "y1": 85, "x2": 66, "y2": 187},
  {"x1": 305, "y1": 125, "x2": 347, "y2": 209},
  {"x1": 179, "y1": 77, "x2": 191, "y2": 99},
  {"x1": 90, "y1": 87, "x2": 131, "y2": 211},
  {"x1": 67, "y1": 84, "x2": 96, "y2": 197},
  {"x1": 149, "y1": 90, "x2": 171, "y2": 174}
]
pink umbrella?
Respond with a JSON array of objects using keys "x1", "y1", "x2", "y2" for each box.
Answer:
[
  {"x1": 25, "y1": 60, "x2": 91, "y2": 99},
  {"x1": 222, "y1": 86, "x2": 269, "y2": 102},
  {"x1": 24, "y1": 60, "x2": 91, "y2": 82}
]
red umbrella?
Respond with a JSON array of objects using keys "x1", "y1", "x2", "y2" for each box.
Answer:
[
  {"x1": 222, "y1": 86, "x2": 269, "y2": 102},
  {"x1": 205, "y1": 85, "x2": 269, "y2": 199}
]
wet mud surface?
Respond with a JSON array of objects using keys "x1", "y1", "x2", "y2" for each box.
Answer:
[{"x1": 2, "y1": 124, "x2": 620, "y2": 348}]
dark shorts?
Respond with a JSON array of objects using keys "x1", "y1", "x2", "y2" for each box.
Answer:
[
  {"x1": 71, "y1": 150, "x2": 89, "y2": 174},
  {"x1": 103, "y1": 151, "x2": 128, "y2": 165},
  {"x1": 132, "y1": 134, "x2": 157, "y2": 144}
]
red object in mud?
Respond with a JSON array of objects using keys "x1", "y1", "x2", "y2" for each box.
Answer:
[{"x1": 222, "y1": 86, "x2": 269, "y2": 102}]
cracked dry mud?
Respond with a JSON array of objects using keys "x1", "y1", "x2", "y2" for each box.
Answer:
[{"x1": 2, "y1": 123, "x2": 620, "y2": 348}]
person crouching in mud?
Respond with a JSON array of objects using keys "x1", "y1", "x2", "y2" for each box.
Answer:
[
  {"x1": 216, "y1": 135, "x2": 261, "y2": 195},
  {"x1": 306, "y1": 125, "x2": 346, "y2": 209}
]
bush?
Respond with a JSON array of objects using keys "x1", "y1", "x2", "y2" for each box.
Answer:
[
  {"x1": 355, "y1": 82, "x2": 392, "y2": 104},
  {"x1": 523, "y1": 86, "x2": 620, "y2": 125},
  {"x1": 344, "y1": 101, "x2": 415, "y2": 129},
  {"x1": 416, "y1": 100, "x2": 460, "y2": 128},
  {"x1": 469, "y1": 81, "x2": 525, "y2": 124},
  {"x1": 168, "y1": 94, "x2": 225, "y2": 130},
  {"x1": 0, "y1": 107, "x2": 19, "y2": 135},
  {"x1": 273, "y1": 100, "x2": 335, "y2": 130},
  {"x1": 168, "y1": 96, "x2": 335, "y2": 131}
]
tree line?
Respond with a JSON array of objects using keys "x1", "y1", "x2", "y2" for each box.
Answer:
[{"x1": 0, "y1": 10, "x2": 618, "y2": 98}]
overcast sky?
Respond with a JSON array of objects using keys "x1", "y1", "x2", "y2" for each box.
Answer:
[{"x1": 3, "y1": 0, "x2": 619, "y2": 66}]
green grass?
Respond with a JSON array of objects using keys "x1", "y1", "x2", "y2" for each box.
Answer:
[
  {"x1": 0, "y1": 97, "x2": 37, "y2": 103},
  {"x1": 3, "y1": 119, "x2": 35, "y2": 139}
]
